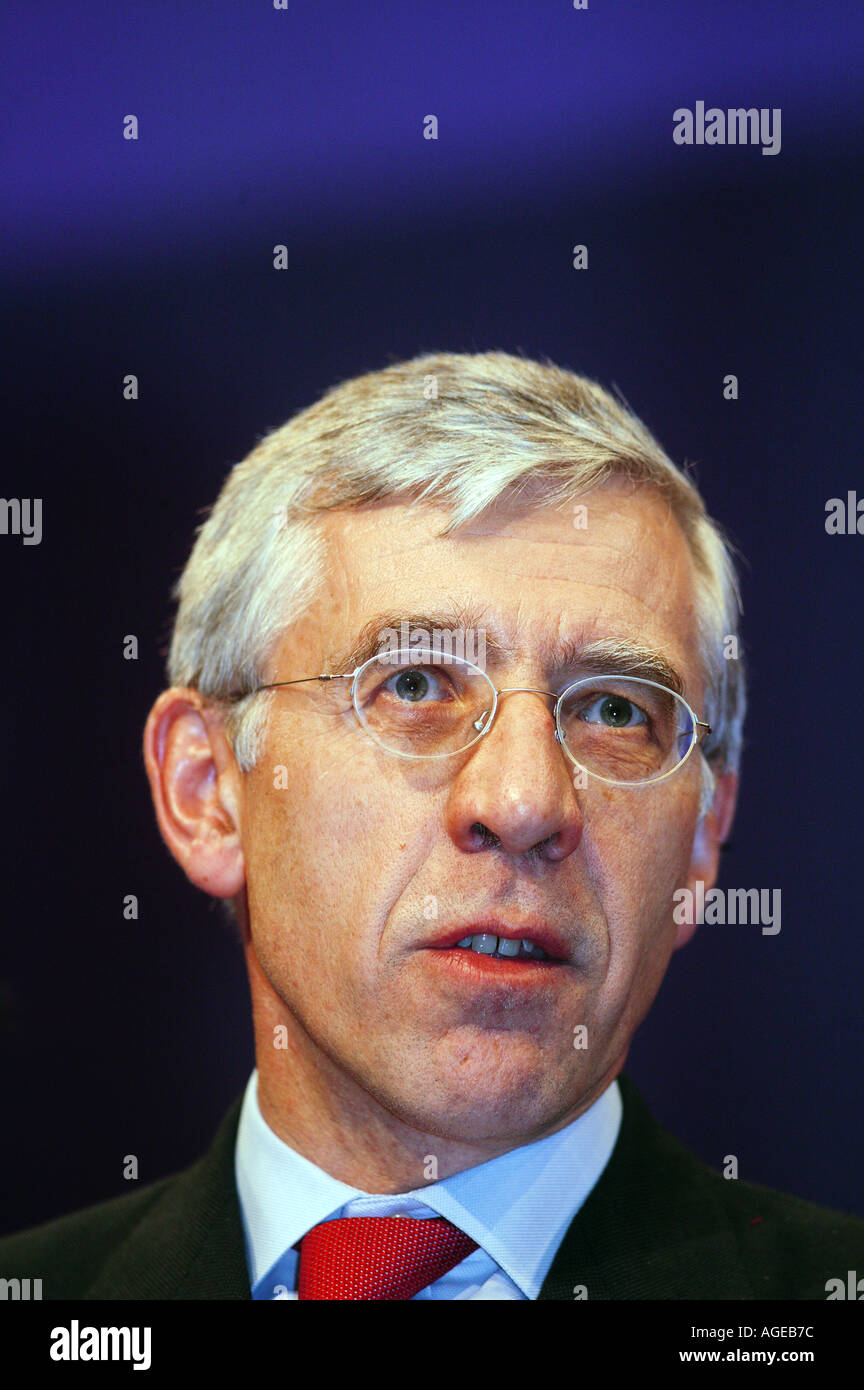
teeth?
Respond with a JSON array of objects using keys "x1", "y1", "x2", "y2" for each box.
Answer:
[
  {"x1": 452, "y1": 934, "x2": 552, "y2": 961},
  {"x1": 497, "y1": 937, "x2": 521, "y2": 957}
]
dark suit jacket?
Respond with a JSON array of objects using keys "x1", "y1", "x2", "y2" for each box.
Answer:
[{"x1": 1, "y1": 1074, "x2": 861, "y2": 1299}]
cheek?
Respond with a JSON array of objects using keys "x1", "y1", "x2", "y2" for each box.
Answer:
[
  {"x1": 241, "y1": 739, "x2": 407, "y2": 940},
  {"x1": 588, "y1": 792, "x2": 698, "y2": 977}
]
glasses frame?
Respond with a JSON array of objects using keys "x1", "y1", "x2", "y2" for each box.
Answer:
[{"x1": 248, "y1": 646, "x2": 712, "y2": 788}]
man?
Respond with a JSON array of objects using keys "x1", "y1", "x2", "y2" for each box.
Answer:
[{"x1": 2, "y1": 350, "x2": 862, "y2": 1300}]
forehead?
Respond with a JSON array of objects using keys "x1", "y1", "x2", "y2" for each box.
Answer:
[{"x1": 280, "y1": 479, "x2": 703, "y2": 689}]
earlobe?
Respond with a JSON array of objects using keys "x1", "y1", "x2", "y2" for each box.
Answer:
[
  {"x1": 142, "y1": 688, "x2": 246, "y2": 899},
  {"x1": 674, "y1": 767, "x2": 739, "y2": 951}
]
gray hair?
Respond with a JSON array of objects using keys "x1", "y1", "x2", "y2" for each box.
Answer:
[{"x1": 168, "y1": 351, "x2": 745, "y2": 826}]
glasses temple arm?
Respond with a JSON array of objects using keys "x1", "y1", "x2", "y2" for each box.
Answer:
[{"x1": 251, "y1": 674, "x2": 354, "y2": 692}]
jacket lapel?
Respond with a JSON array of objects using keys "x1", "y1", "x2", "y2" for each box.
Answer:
[
  {"x1": 538, "y1": 1073, "x2": 754, "y2": 1299},
  {"x1": 84, "y1": 1098, "x2": 252, "y2": 1300}
]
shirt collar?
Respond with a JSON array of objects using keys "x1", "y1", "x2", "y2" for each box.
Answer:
[{"x1": 235, "y1": 1069, "x2": 621, "y2": 1300}]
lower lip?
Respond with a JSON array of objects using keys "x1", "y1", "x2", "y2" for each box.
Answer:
[{"x1": 424, "y1": 947, "x2": 566, "y2": 984}]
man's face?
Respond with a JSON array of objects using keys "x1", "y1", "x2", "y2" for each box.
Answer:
[{"x1": 238, "y1": 480, "x2": 713, "y2": 1147}]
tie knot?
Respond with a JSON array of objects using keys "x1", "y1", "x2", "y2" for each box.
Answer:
[{"x1": 298, "y1": 1214, "x2": 479, "y2": 1300}]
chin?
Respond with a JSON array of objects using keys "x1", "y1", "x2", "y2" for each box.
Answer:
[
  {"x1": 415, "y1": 1088, "x2": 571, "y2": 1148},
  {"x1": 386, "y1": 1051, "x2": 581, "y2": 1146}
]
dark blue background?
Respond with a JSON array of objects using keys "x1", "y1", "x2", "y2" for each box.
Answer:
[{"x1": 2, "y1": 0, "x2": 862, "y2": 1234}]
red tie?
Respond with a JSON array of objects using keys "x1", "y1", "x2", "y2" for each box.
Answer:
[{"x1": 297, "y1": 1215, "x2": 479, "y2": 1300}]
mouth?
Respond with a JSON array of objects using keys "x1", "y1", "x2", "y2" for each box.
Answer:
[
  {"x1": 451, "y1": 933, "x2": 557, "y2": 962},
  {"x1": 422, "y1": 922, "x2": 570, "y2": 982}
]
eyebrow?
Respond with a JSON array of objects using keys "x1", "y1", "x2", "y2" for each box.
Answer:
[{"x1": 322, "y1": 602, "x2": 688, "y2": 697}]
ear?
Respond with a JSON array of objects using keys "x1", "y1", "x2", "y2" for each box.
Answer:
[
  {"x1": 673, "y1": 767, "x2": 738, "y2": 951},
  {"x1": 143, "y1": 688, "x2": 246, "y2": 899}
]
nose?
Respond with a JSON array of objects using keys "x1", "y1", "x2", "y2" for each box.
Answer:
[{"x1": 444, "y1": 688, "x2": 584, "y2": 861}]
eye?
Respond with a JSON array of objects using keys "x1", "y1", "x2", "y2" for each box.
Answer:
[
  {"x1": 382, "y1": 665, "x2": 452, "y2": 703},
  {"x1": 580, "y1": 693, "x2": 648, "y2": 728}
]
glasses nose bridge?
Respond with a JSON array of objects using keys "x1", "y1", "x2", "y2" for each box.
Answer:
[
  {"x1": 496, "y1": 684, "x2": 558, "y2": 702},
  {"x1": 486, "y1": 685, "x2": 562, "y2": 740}
]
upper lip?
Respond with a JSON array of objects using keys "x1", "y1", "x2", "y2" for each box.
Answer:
[{"x1": 425, "y1": 918, "x2": 571, "y2": 962}]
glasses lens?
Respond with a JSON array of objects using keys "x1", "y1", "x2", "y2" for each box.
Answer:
[
  {"x1": 353, "y1": 650, "x2": 495, "y2": 758},
  {"x1": 557, "y1": 677, "x2": 696, "y2": 783}
]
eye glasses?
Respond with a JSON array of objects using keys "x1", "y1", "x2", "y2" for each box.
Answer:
[{"x1": 246, "y1": 647, "x2": 711, "y2": 787}]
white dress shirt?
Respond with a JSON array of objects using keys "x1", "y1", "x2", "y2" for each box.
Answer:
[{"x1": 235, "y1": 1069, "x2": 622, "y2": 1300}]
